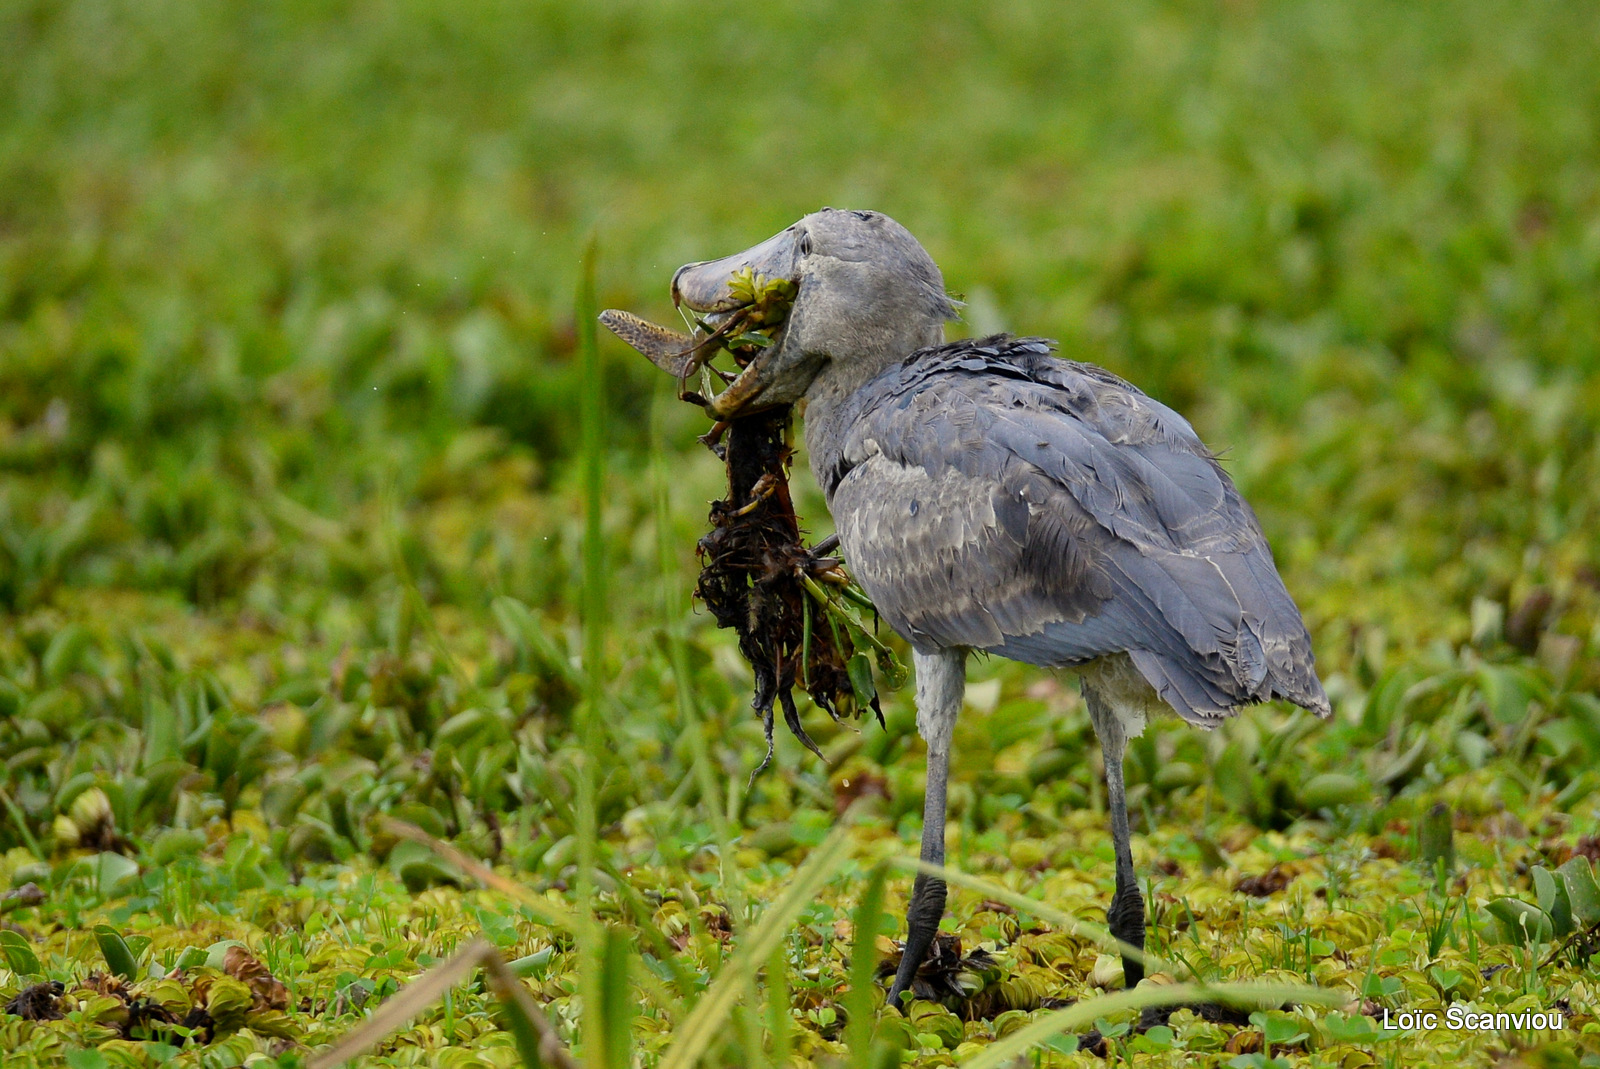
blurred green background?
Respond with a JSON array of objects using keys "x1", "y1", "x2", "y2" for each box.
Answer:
[
  {"x1": 5, "y1": 0, "x2": 1597, "y2": 646},
  {"x1": 3, "y1": 0, "x2": 1600, "y2": 1062}
]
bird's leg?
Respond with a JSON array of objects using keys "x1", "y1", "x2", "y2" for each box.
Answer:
[
  {"x1": 888, "y1": 739, "x2": 949, "y2": 1009},
  {"x1": 887, "y1": 649, "x2": 964, "y2": 1010},
  {"x1": 1085, "y1": 683, "x2": 1146, "y2": 987}
]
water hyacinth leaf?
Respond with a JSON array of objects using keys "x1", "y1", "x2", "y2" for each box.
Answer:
[
  {"x1": 54, "y1": 772, "x2": 97, "y2": 814},
  {"x1": 389, "y1": 839, "x2": 462, "y2": 893},
  {"x1": 63, "y1": 1053, "x2": 108, "y2": 1069},
  {"x1": 491, "y1": 595, "x2": 581, "y2": 694},
  {"x1": 910, "y1": 1001, "x2": 964, "y2": 1049},
  {"x1": 1374, "y1": 734, "x2": 1428, "y2": 789},
  {"x1": 93, "y1": 852, "x2": 141, "y2": 898},
  {"x1": 1486, "y1": 898, "x2": 1554, "y2": 946},
  {"x1": 1212, "y1": 742, "x2": 1257, "y2": 817},
  {"x1": 1560, "y1": 857, "x2": 1600, "y2": 926},
  {"x1": 1321, "y1": 1012, "x2": 1385, "y2": 1044},
  {"x1": 1361, "y1": 668, "x2": 1419, "y2": 734},
  {"x1": 0, "y1": 929, "x2": 42, "y2": 975},
  {"x1": 1477, "y1": 665, "x2": 1538, "y2": 727},
  {"x1": 509, "y1": 946, "x2": 554, "y2": 977},
  {"x1": 803, "y1": 575, "x2": 907, "y2": 690},
  {"x1": 1134, "y1": 1025, "x2": 1174, "y2": 1051},
  {"x1": 872, "y1": 640, "x2": 910, "y2": 690},
  {"x1": 205, "y1": 940, "x2": 249, "y2": 970},
  {"x1": 394, "y1": 802, "x2": 452, "y2": 841},
  {"x1": 148, "y1": 826, "x2": 208, "y2": 867},
  {"x1": 1298, "y1": 772, "x2": 1363, "y2": 810},
  {"x1": 1532, "y1": 867, "x2": 1574, "y2": 936},
  {"x1": 1251, "y1": 1010, "x2": 1309, "y2": 1047},
  {"x1": 42, "y1": 623, "x2": 93, "y2": 683},
  {"x1": 93, "y1": 925, "x2": 139, "y2": 981},
  {"x1": 141, "y1": 693, "x2": 182, "y2": 769},
  {"x1": 174, "y1": 946, "x2": 209, "y2": 971},
  {"x1": 1564, "y1": 695, "x2": 1600, "y2": 758}
]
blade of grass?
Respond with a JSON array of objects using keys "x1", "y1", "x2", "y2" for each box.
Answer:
[
  {"x1": 657, "y1": 818, "x2": 857, "y2": 1069},
  {"x1": 0, "y1": 787, "x2": 44, "y2": 860},
  {"x1": 599, "y1": 925, "x2": 634, "y2": 1069},
  {"x1": 383, "y1": 818, "x2": 580, "y2": 931},
  {"x1": 576, "y1": 234, "x2": 607, "y2": 1069},
  {"x1": 482, "y1": 949, "x2": 583, "y2": 1069},
  {"x1": 958, "y1": 981, "x2": 1346, "y2": 1069},
  {"x1": 599, "y1": 857, "x2": 693, "y2": 1013},
  {"x1": 309, "y1": 937, "x2": 491, "y2": 1069},
  {"x1": 377, "y1": 475, "x2": 468, "y2": 689},
  {"x1": 649, "y1": 377, "x2": 748, "y2": 920},
  {"x1": 765, "y1": 941, "x2": 792, "y2": 1068},
  {"x1": 310, "y1": 937, "x2": 577, "y2": 1069},
  {"x1": 733, "y1": 1000, "x2": 769, "y2": 1069},
  {"x1": 845, "y1": 862, "x2": 890, "y2": 1066}
]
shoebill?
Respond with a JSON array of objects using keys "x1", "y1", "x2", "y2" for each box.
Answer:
[{"x1": 666, "y1": 208, "x2": 1330, "y2": 1009}]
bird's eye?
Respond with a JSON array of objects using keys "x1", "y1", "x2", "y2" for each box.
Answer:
[{"x1": 798, "y1": 233, "x2": 813, "y2": 256}]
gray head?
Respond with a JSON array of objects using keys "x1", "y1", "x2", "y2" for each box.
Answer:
[{"x1": 672, "y1": 208, "x2": 958, "y2": 418}]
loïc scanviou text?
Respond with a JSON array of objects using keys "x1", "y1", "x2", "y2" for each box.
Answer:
[{"x1": 1381, "y1": 1007, "x2": 1565, "y2": 1032}]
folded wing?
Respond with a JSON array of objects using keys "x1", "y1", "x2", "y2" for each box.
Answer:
[{"x1": 824, "y1": 336, "x2": 1328, "y2": 725}]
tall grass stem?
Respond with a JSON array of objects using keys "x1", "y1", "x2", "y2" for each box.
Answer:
[
  {"x1": 576, "y1": 236, "x2": 608, "y2": 1068},
  {"x1": 650, "y1": 378, "x2": 749, "y2": 917}
]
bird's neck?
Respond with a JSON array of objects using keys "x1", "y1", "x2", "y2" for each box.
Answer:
[
  {"x1": 800, "y1": 375, "x2": 854, "y2": 504},
  {"x1": 801, "y1": 329, "x2": 942, "y2": 500}
]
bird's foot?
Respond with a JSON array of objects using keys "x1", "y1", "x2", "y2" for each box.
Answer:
[
  {"x1": 1105, "y1": 886, "x2": 1147, "y2": 988},
  {"x1": 877, "y1": 930, "x2": 966, "y2": 1014}
]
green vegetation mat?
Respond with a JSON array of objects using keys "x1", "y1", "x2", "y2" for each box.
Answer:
[{"x1": 3, "y1": 0, "x2": 1600, "y2": 1065}]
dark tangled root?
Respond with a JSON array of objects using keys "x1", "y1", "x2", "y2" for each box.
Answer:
[{"x1": 695, "y1": 407, "x2": 881, "y2": 782}]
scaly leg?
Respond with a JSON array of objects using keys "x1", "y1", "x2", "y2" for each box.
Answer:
[
  {"x1": 1085, "y1": 682, "x2": 1146, "y2": 987},
  {"x1": 886, "y1": 648, "x2": 964, "y2": 1010}
]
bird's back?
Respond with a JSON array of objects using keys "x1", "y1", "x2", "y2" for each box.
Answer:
[{"x1": 814, "y1": 335, "x2": 1328, "y2": 725}]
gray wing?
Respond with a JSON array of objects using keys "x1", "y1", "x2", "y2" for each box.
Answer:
[{"x1": 826, "y1": 337, "x2": 1328, "y2": 725}]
